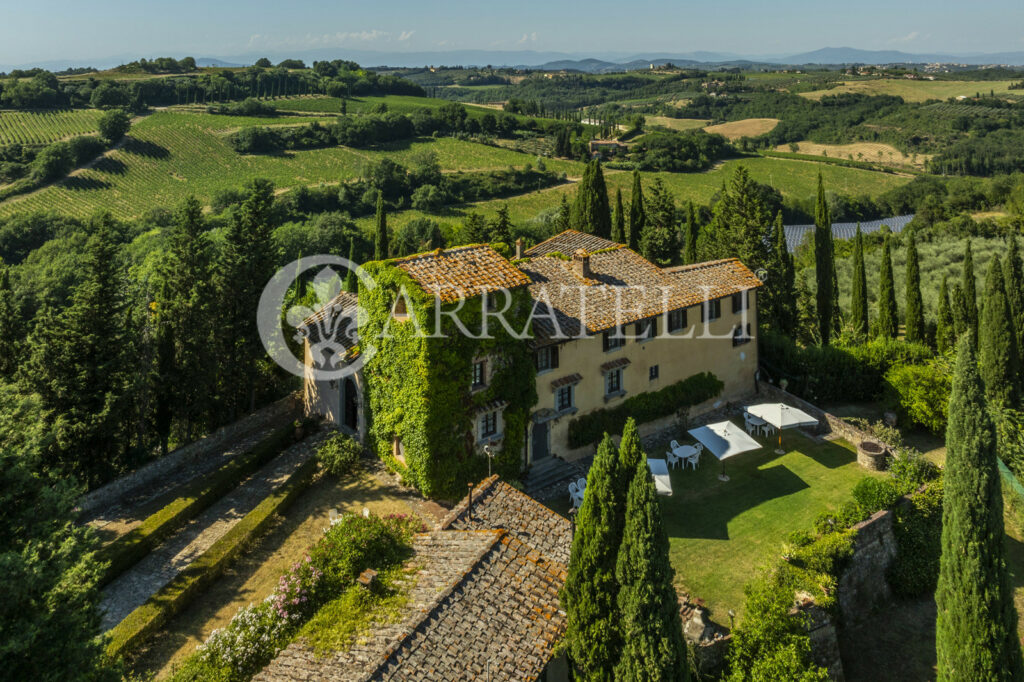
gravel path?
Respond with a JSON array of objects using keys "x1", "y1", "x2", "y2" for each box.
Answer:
[{"x1": 99, "y1": 433, "x2": 326, "y2": 632}]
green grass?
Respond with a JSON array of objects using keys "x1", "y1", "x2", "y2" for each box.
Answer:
[
  {"x1": 0, "y1": 110, "x2": 579, "y2": 220},
  {"x1": 801, "y1": 78, "x2": 1023, "y2": 102},
  {"x1": 0, "y1": 108, "x2": 104, "y2": 145},
  {"x1": 104, "y1": 453, "x2": 320, "y2": 661}
]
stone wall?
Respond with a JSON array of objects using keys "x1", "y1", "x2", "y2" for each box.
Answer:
[
  {"x1": 837, "y1": 509, "x2": 898, "y2": 627},
  {"x1": 78, "y1": 394, "x2": 300, "y2": 517}
]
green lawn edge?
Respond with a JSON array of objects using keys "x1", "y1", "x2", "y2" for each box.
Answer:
[{"x1": 103, "y1": 450, "x2": 321, "y2": 662}]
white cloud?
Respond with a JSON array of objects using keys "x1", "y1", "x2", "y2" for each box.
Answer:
[
  {"x1": 889, "y1": 31, "x2": 920, "y2": 44},
  {"x1": 247, "y1": 29, "x2": 408, "y2": 50},
  {"x1": 398, "y1": 30, "x2": 415, "y2": 42},
  {"x1": 516, "y1": 32, "x2": 538, "y2": 45}
]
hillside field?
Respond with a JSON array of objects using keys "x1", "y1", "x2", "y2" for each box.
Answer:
[
  {"x1": 704, "y1": 118, "x2": 780, "y2": 140},
  {"x1": 0, "y1": 106, "x2": 582, "y2": 220},
  {"x1": 800, "y1": 78, "x2": 1023, "y2": 102},
  {"x1": 0, "y1": 109, "x2": 104, "y2": 145},
  {"x1": 645, "y1": 116, "x2": 709, "y2": 131},
  {"x1": 776, "y1": 141, "x2": 932, "y2": 169}
]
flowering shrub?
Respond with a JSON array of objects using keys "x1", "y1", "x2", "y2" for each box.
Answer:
[{"x1": 174, "y1": 512, "x2": 423, "y2": 682}]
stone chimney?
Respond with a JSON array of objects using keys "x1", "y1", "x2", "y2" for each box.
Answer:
[
  {"x1": 515, "y1": 238, "x2": 523, "y2": 260},
  {"x1": 572, "y1": 248, "x2": 592, "y2": 279}
]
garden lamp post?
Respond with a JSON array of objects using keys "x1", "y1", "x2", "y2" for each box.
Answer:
[{"x1": 484, "y1": 444, "x2": 494, "y2": 477}]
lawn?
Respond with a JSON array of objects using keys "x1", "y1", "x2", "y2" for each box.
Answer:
[
  {"x1": 548, "y1": 429, "x2": 875, "y2": 621},
  {"x1": 128, "y1": 470, "x2": 420, "y2": 681},
  {"x1": 645, "y1": 115, "x2": 709, "y2": 131}
]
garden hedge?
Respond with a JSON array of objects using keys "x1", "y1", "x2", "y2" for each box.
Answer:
[
  {"x1": 96, "y1": 422, "x2": 297, "y2": 588},
  {"x1": 567, "y1": 371, "x2": 723, "y2": 449},
  {"x1": 103, "y1": 452, "x2": 320, "y2": 662}
]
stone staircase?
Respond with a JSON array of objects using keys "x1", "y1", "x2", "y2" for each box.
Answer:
[{"x1": 521, "y1": 456, "x2": 585, "y2": 501}]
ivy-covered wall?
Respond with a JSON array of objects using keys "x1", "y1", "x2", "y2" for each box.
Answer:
[{"x1": 359, "y1": 258, "x2": 537, "y2": 500}]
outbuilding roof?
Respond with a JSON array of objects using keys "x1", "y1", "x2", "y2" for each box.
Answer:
[{"x1": 393, "y1": 245, "x2": 531, "y2": 303}]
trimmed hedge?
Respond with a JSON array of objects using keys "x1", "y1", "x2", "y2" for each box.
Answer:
[
  {"x1": 567, "y1": 371, "x2": 723, "y2": 449},
  {"x1": 103, "y1": 451, "x2": 320, "y2": 662},
  {"x1": 96, "y1": 423, "x2": 297, "y2": 588}
]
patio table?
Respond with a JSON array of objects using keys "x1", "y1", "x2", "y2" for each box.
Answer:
[{"x1": 671, "y1": 444, "x2": 697, "y2": 469}]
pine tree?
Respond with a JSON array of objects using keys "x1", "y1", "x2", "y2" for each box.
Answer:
[
  {"x1": 937, "y1": 277, "x2": 955, "y2": 354},
  {"x1": 963, "y1": 240, "x2": 978, "y2": 340},
  {"x1": 640, "y1": 178, "x2": 678, "y2": 266},
  {"x1": 570, "y1": 160, "x2": 612, "y2": 238},
  {"x1": 214, "y1": 178, "x2": 278, "y2": 420},
  {"x1": 562, "y1": 433, "x2": 624, "y2": 680},
  {"x1": 850, "y1": 224, "x2": 869, "y2": 337},
  {"x1": 614, "y1": 451, "x2": 688, "y2": 681},
  {"x1": 489, "y1": 204, "x2": 513, "y2": 244},
  {"x1": 22, "y1": 214, "x2": 132, "y2": 485},
  {"x1": 157, "y1": 196, "x2": 214, "y2": 443},
  {"x1": 0, "y1": 265, "x2": 23, "y2": 379},
  {"x1": 876, "y1": 232, "x2": 898, "y2": 339},
  {"x1": 344, "y1": 239, "x2": 357, "y2": 293},
  {"x1": 936, "y1": 335, "x2": 1024, "y2": 681},
  {"x1": 612, "y1": 189, "x2": 626, "y2": 243},
  {"x1": 978, "y1": 258, "x2": 1020, "y2": 409},
  {"x1": 627, "y1": 169, "x2": 645, "y2": 251},
  {"x1": 463, "y1": 213, "x2": 489, "y2": 243},
  {"x1": 556, "y1": 194, "x2": 571, "y2": 233},
  {"x1": 702, "y1": 167, "x2": 771, "y2": 269},
  {"x1": 904, "y1": 228, "x2": 925, "y2": 343},
  {"x1": 682, "y1": 201, "x2": 699, "y2": 264},
  {"x1": 374, "y1": 191, "x2": 389, "y2": 260},
  {"x1": 813, "y1": 173, "x2": 835, "y2": 344},
  {"x1": 1004, "y1": 237, "x2": 1024, "y2": 367}
]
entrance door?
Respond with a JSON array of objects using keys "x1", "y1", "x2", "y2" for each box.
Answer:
[
  {"x1": 531, "y1": 421, "x2": 550, "y2": 462},
  {"x1": 343, "y1": 377, "x2": 358, "y2": 431}
]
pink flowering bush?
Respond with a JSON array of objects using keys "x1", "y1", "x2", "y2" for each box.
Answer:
[{"x1": 269, "y1": 555, "x2": 322, "y2": 623}]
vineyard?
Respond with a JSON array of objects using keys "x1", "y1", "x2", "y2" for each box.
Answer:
[
  {"x1": 0, "y1": 109, "x2": 580, "y2": 220},
  {"x1": 0, "y1": 109, "x2": 104, "y2": 146},
  {"x1": 923, "y1": 101, "x2": 1017, "y2": 118}
]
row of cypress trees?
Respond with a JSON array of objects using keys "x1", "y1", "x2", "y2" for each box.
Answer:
[{"x1": 561, "y1": 418, "x2": 688, "y2": 681}]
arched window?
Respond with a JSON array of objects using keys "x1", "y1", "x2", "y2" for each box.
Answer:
[{"x1": 392, "y1": 296, "x2": 409, "y2": 321}]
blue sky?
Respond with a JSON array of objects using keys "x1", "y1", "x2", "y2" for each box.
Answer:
[{"x1": 2, "y1": 0, "x2": 1023, "y2": 65}]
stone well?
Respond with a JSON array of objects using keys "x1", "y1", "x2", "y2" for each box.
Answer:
[{"x1": 857, "y1": 440, "x2": 889, "y2": 471}]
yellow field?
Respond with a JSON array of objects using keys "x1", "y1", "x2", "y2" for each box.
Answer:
[
  {"x1": 703, "y1": 118, "x2": 780, "y2": 140},
  {"x1": 775, "y1": 141, "x2": 932, "y2": 169},
  {"x1": 645, "y1": 116, "x2": 709, "y2": 131},
  {"x1": 800, "y1": 78, "x2": 1022, "y2": 102}
]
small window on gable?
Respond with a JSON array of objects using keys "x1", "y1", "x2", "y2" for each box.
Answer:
[
  {"x1": 649, "y1": 365, "x2": 660, "y2": 381},
  {"x1": 392, "y1": 296, "x2": 409, "y2": 321}
]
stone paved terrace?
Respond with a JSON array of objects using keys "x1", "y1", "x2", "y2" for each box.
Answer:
[
  {"x1": 83, "y1": 408, "x2": 296, "y2": 543},
  {"x1": 99, "y1": 433, "x2": 326, "y2": 631},
  {"x1": 255, "y1": 477, "x2": 571, "y2": 681}
]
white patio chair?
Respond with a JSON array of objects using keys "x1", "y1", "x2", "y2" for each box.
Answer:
[
  {"x1": 743, "y1": 414, "x2": 757, "y2": 435},
  {"x1": 568, "y1": 481, "x2": 579, "y2": 505},
  {"x1": 666, "y1": 449, "x2": 680, "y2": 469},
  {"x1": 760, "y1": 422, "x2": 777, "y2": 437},
  {"x1": 687, "y1": 444, "x2": 703, "y2": 470},
  {"x1": 577, "y1": 477, "x2": 587, "y2": 490},
  {"x1": 670, "y1": 439, "x2": 681, "y2": 452}
]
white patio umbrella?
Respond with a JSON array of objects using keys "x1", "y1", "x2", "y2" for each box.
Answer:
[
  {"x1": 687, "y1": 420, "x2": 762, "y2": 482},
  {"x1": 745, "y1": 403, "x2": 820, "y2": 454}
]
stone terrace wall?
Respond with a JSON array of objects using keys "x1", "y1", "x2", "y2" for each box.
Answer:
[
  {"x1": 78, "y1": 394, "x2": 300, "y2": 517},
  {"x1": 837, "y1": 508, "x2": 898, "y2": 627}
]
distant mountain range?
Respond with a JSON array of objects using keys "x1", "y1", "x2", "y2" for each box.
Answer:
[{"x1": 3, "y1": 47, "x2": 1024, "y2": 74}]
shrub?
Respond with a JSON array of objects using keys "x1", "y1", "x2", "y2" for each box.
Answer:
[
  {"x1": 197, "y1": 598, "x2": 290, "y2": 681},
  {"x1": 309, "y1": 513, "x2": 421, "y2": 592},
  {"x1": 851, "y1": 477, "x2": 901, "y2": 516},
  {"x1": 317, "y1": 432, "x2": 363, "y2": 477},
  {"x1": 568, "y1": 372, "x2": 723, "y2": 448},
  {"x1": 884, "y1": 358, "x2": 952, "y2": 434},
  {"x1": 888, "y1": 479, "x2": 944, "y2": 597},
  {"x1": 889, "y1": 448, "x2": 940, "y2": 495},
  {"x1": 97, "y1": 108, "x2": 131, "y2": 143}
]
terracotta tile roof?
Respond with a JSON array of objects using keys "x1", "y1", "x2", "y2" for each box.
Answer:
[
  {"x1": 550, "y1": 373, "x2": 582, "y2": 390},
  {"x1": 600, "y1": 357, "x2": 631, "y2": 372},
  {"x1": 255, "y1": 478, "x2": 571, "y2": 682},
  {"x1": 297, "y1": 291, "x2": 359, "y2": 357},
  {"x1": 524, "y1": 229, "x2": 620, "y2": 258},
  {"x1": 518, "y1": 233, "x2": 763, "y2": 342},
  {"x1": 393, "y1": 245, "x2": 531, "y2": 303}
]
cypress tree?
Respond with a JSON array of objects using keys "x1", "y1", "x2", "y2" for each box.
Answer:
[
  {"x1": 813, "y1": 173, "x2": 835, "y2": 344},
  {"x1": 562, "y1": 433, "x2": 624, "y2": 679},
  {"x1": 936, "y1": 336, "x2": 1023, "y2": 681},
  {"x1": 374, "y1": 191, "x2": 389, "y2": 260},
  {"x1": 937, "y1": 277, "x2": 954, "y2": 354},
  {"x1": 904, "y1": 228, "x2": 925, "y2": 343},
  {"x1": 682, "y1": 201, "x2": 699, "y2": 264},
  {"x1": 963, "y1": 240, "x2": 978, "y2": 340},
  {"x1": 618, "y1": 417, "x2": 643, "y2": 493},
  {"x1": 489, "y1": 204, "x2": 513, "y2": 244},
  {"x1": 951, "y1": 282, "x2": 969, "y2": 339},
  {"x1": 763, "y1": 210, "x2": 797, "y2": 335},
  {"x1": 612, "y1": 188, "x2": 626, "y2": 243},
  {"x1": 876, "y1": 232, "x2": 898, "y2": 339},
  {"x1": 463, "y1": 213, "x2": 490, "y2": 243},
  {"x1": 0, "y1": 265, "x2": 22, "y2": 379},
  {"x1": 627, "y1": 169, "x2": 645, "y2": 251},
  {"x1": 557, "y1": 194, "x2": 571, "y2": 233},
  {"x1": 570, "y1": 159, "x2": 612, "y2": 238},
  {"x1": 344, "y1": 240, "x2": 357, "y2": 293},
  {"x1": 614, "y1": 448, "x2": 688, "y2": 681},
  {"x1": 1004, "y1": 237, "x2": 1024, "y2": 365},
  {"x1": 850, "y1": 224, "x2": 869, "y2": 337},
  {"x1": 978, "y1": 258, "x2": 1020, "y2": 409}
]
